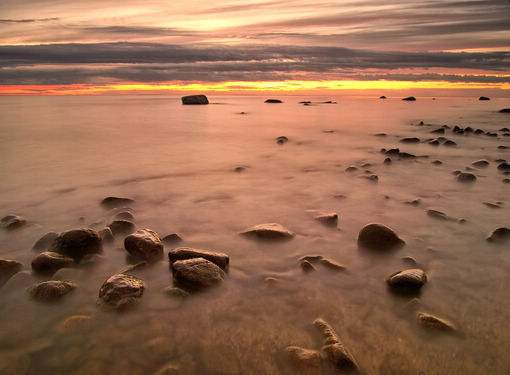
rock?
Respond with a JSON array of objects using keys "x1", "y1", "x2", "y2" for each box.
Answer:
[
  {"x1": 452, "y1": 170, "x2": 462, "y2": 175},
  {"x1": 402, "y1": 96, "x2": 416, "y2": 101},
  {"x1": 314, "y1": 212, "x2": 338, "y2": 227},
  {"x1": 0, "y1": 258, "x2": 23, "y2": 287},
  {"x1": 379, "y1": 96, "x2": 386, "y2": 99},
  {"x1": 431, "y1": 128, "x2": 445, "y2": 134},
  {"x1": 483, "y1": 202, "x2": 501, "y2": 209},
  {"x1": 479, "y1": 96, "x2": 490, "y2": 101},
  {"x1": 276, "y1": 136, "x2": 288, "y2": 144},
  {"x1": 384, "y1": 148, "x2": 400, "y2": 155},
  {"x1": 300, "y1": 260, "x2": 316, "y2": 273},
  {"x1": 1, "y1": 215, "x2": 27, "y2": 230},
  {"x1": 401, "y1": 256, "x2": 418, "y2": 267},
  {"x1": 3, "y1": 270, "x2": 33, "y2": 291},
  {"x1": 345, "y1": 166, "x2": 358, "y2": 172},
  {"x1": 234, "y1": 166, "x2": 246, "y2": 172},
  {"x1": 465, "y1": 126, "x2": 474, "y2": 133},
  {"x1": 322, "y1": 100, "x2": 337, "y2": 104},
  {"x1": 114, "y1": 211, "x2": 135, "y2": 221},
  {"x1": 400, "y1": 137, "x2": 420, "y2": 143},
  {"x1": 299, "y1": 255, "x2": 323, "y2": 262},
  {"x1": 50, "y1": 228, "x2": 102, "y2": 261},
  {"x1": 319, "y1": 258, "x2": 346, "y2": 271},
  {"x1": 472, "y1": 159, "x2": 489, "y2": 168},
  {"x1": 162, "y1": 233, "x2": 183, "y2": 245},
  {"x1": 474, "y1": 128, "x2": 485, "y2": 134},
  {"x1": 486, "y1": 227, "x2": 510, "y2": 243},
  {"x1": 499, "y1": 145, "x2": 510, "y2": 149},
  {"x1": 416, "y1": 312, "x2": 456, "y2": 332},
  {"x1": 384, "y1": 157, "x2": 392, "y2": 164},
  {"x1": 428, "y1": 139, "x2": 440, "y2": 146},
  {"x1": 98, "y1": 227, "x2": 114, "y2": 243},
  {"x1": 486, "y1": 131, "x2": 498, "y2": 137},
  {"x1": 362, "y1": 174, "x2": 378, "y2": 182},
  {"x1": 168, "y1": 247, "x2": 229, "y2": 270},
  {"x1": 457, "y1": 172, "x2": 476, "y2": 183},
  {"x1": 108, "y1": 220, "x2": 136, "y2": 236},
  {"x1": 265, "y1": 99, "x2": 282, "y2": 103},
  {"x1": 284, "y1": 346, "x2": 322, "y2": 375},
  {"x1": 100, "y1": 196, "x2": 134, "y2": 209},
  {"x1": 240, "y1": 223, "x2": 295, "y2": 240},
  {"x1": 432, "y1": 160, "x2": 442, "y2": 165},
  {"x1": 374, "y1": 133, "x2": 387, "y2": 137},
  {"x1": 31, "y1": 252, "x2": 74, "y2": 275},
  {"x1": 181, "y1": 95, "x2": 209, "y2": 105},
  {"x1": 398, "y1": 152, "x2": 416, "y2": 159},
  {"x1": 501, "y1": 127, "x2": 510, "y2": 132},
  {"x1": 98, "y1": 274, "x2": 145, "y2": 311},
  {"x1": 121, "y1": 261, "x2": 148, "y2": 274},
  {"x1": 386, "y1": 269, "x2": 427, "y2": 292},
  {"x1": 32, "y1": 232, "x2": 59, "y2": 251},
  {"x1": 427, "y1": 209, "x2": 449, "y2": 220},
  {"x1": 504, "y1": 178, "x2": 510, "y2": 183},
  {"x1": 443, "y1": 140, "x2": 457, "y2": 147},
  {"x1": 499, "y1": 108, "x2": 510, "y2": 113},
  {"x1": 404, "y1": 198, "x2": 421, "y2": 206},
  {"x1": 124, "y1": 229, "x2": 163, "y2": 262},
  {"x1": 57, "y1": 315, "x2": 92, "y2": 331},
  {"x1": 299, "y1": 101, "x2": 312, "y2": 104},
  {"x1": 171, "y1": 258, "x2": 225, "y2": 291},
  {"x1": 28, "y1": 280, "x2": 76, "y2": 302},
  {"x1": 163, "y1": 286, "x2": 190, "y2": 298},
  {"x1": 313, "y1": 318, "x2": 359, "y2": 373},
  {"x1": 498, "y1": 162, "x2": 510, "y2": 171},
  {"x1": 357, "y1": 223, "x2": 405, "y2": 251}
]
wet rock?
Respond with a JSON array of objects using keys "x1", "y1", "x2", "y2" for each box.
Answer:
[
  {"x1": 501, "y1": 127, "x2": 510, "y2": 132},
  {"x1": 1, "y1": 215, "x2": 27, "y2": 230},
  {"x1": 345, "y1": 165, "x2": 358, "y2": 172},
  {"x1": 379, "y1": 95, "x2": 387, "y2": 99},
  {"x1": 28, "y1": 280, "x2": 76, "y2": 302},
  {"x1": 465, "y1": 126, "x2": 474, "y2": 133},
  {"x1": 498, "y1": 145, "x2": 509, "y2": 150},
  {"x1": 486, "y1": 227, "x2": 510, "y2": 243},
  {"x1": 32, "y1": 232, "x2": 59, "y2": 251},
  {"x1": 168, "y1": 247, "x2": 229, "y2": 270},
  {"x1": 398, "y1": 152, "x2": 416, "y2": 159},
  {"x1": 0, "y1": 258, "x2": 23, "y2": 287},
  {"x1": 427, "y1": 209, "x2": 449, "y2": 220},
  {"x1": 284, "y1": 346, "x2": 322, "y2": 375},
  {"x1": 314, "y1": 212, "x2": 338, "y2": 227},
  {"x1": 98, "y1": 274, "x2": 145, "y2": 311},
  {"x1": 486, "y1": 131, "x2": 498, "y2": 137},
  {"x1": 384, "y1": 148, "x2": 400, "y2": 156},
  {"x1": 265, "y1": 99, "x2": 282, "y2": 103},
  {"x1": 384, "y1": 157, "x2": 392, "y2": 164},
  {"x1": 474, "y1": 128, "x2": 485, "y2": 134},
  {"x1": 181, "y1": 94, "x2": 208, "y2": 105},
  {"x1": 300, "y1": 260, "x2": 316, "y2": 273},
  {"x1": 299, "y1": 101, "x2": 312, "y2": 104},
  {"x1": 31, "y1": 252, "x2": 74, "y2": 275},
  {"x1": 443, "y1": 140, "x2": 457, "y2": 147},
  {"x1": 50, "y1": 228, "x2": 102, "y2": 261},
  {"x1": 319, "y1": 258, "x2": 346, "y2": 271},
  {"x1": 108, "y1": 220, "x2": 136, "y2": 236},
  {"x1": 457, "y1": 172, "x2": 476, "y2": 183},
  {"x1": 386, "y1": 269, "x2": 427, "y2": 292},
  {"x1": 499, "y1": 108, "x2": 510, "y2": 113},
  {"x1": 479, "y1": 96, "x2": 490, "y2": 101},
  {"x1": 98, "y1": 227, "x2": 114, "y2": 243},
  {"x1": 361, "y1": 174, "x2": 379, "y2": 182},
  {"x1": 431, "y1": 128, "x2": 445, "y2": 134},
  {"x1": 374, "y1": 133, "x2": 387, "y2": 137},
  {"x1": 114, "y1": 211, "x2": 135, "y2": 221},
  {"x1": 357, "y1": 223, "x2": 405, "y2": 251},
  {"x1": 162, "y1": 233, "x2": 183, "y2": 245},
  {"x1": 100, "y1": 196, "x2": 134, "y2": 209},
  {"x1": 171, "y1": 258, "x2": 225, "y2": 291},
  {"x1": 163, "y1": 286, "x2": 190, "y2": 298},
  {"x1": 497, "y1": 162, "x2": 510, "y2": 171},
  {"x1": 276, "y1": 136, "x2": 288, "y2": 144},
  {"x1": 472, "y1": 159, "x2": 489, "y2": 168},
  {"x1": 452, "y1": 170, "x2": 462, "y2": 175},
  {"x1": 240, "y1": 223, "x2": 295, "y2": 240},
  {"x1": 432, "y1": 160, "x2": 443, "y2": 165},
  {"x1": 313, "y1": 318, "x2": 359, "y2": 373},
  {"x1": 400, "y1": 137, "x2": 420, "y2": 143},
  {"x1": 299, "y1": 255, "x2": 323, "y2": 263},
  {"x1": 402, "y1": 96, "x2": 416, "y2": 101},
  {"x1": 57, "y1": 315, "x2": 92, "y2": 331},
  {"x1": 404, "y1": 198, "x2": 421, "y2": 206},
  {"x1": 124, "y1": 229, "x2": 163, "y2": 262},
  {"x1": 416, "y1": 312, "x2": 456, "y2": 332},
  {"x1": 429, "y1": 139, "x2": 440, "y2": 146}
]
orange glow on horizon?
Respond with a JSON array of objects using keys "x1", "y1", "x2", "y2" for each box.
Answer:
[{"x1": 1, "y1": 79, "x2": 509, "y2": 95}]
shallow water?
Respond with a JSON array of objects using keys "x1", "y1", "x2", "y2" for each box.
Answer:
[{"x1": 1, "y1": 95, "x2": 509, "y2": 374}]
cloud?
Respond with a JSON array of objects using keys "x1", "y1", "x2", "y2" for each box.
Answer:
[{"x1": 0, "y1": 17, "x2": 59, "y2": 23}]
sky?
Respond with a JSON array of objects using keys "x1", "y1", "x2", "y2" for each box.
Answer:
[{"x1": 0, "y1": 0, "x2": 509, "y2": 95}]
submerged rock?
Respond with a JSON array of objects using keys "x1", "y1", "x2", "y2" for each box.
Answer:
[
  {"x1": 472, "y1": 159, "x2": 489, "y2": 168},
  {"x1": 400, "y1": 137, "x2": 420, "y2": 143},
  {"x1": 240, "y1": 223, "x2": 295, "y2": 240},
  {"x1": 0, "y1": 258, "x2": 23, "y2": 287},
  {"x1": 276, "y1": 136, "x2": 289, "y2": 144},
  {"x1": 98, "y1": 274, "x2": 145, "y2": 311},
  {"x1": 181, "y1": 94, "x2": 209, "y2": 105},
  {"x1": 124, "y1": 229, "x2": 164, "y2": 262},
  {"x1": 108, "y1": 220, "x2": 136, "y2": 236},
  {"x1": 457, "y1": 172, "x2": 476, "y2": 183},
  {"x1": 1, "y1": 215, "x2": 27, "y2": 230},
  {"x1": 284, "y1": 346, "x2": 322, "y2": 375},
  {"x1": 384, "y1": 157, "x2": 392, "y2": 164},
  {"x1": 300, "y1": 260, "x2": 316, "y2": 273},
  {"x1": 28, "y1": 280, "x2": 76, "y2": 302},
  {"x1": 416, "y1": 312, "x2": 456, "y2": 332},
  {"x1": 386, "y1": 269, "x2": 427, "y2": 292},
  {"x1": 402, "y1": 96, "x2": 416, "y2": 101},
  {"x1": 443, "y1": 140, "x2": 457, "y2": 147},
  {"x1": 100, "y1": 196, "x2": 134, "y2": 209},
  {"x1": 265, "y1": 99, "x2": 283, "y2": 103},
  {"x1": 98, "y1": 227, "x2": 114, "y2": 243},
  {"x1": 499, "y1": 108, "x2": 510, "y2": 113},
  {"x1": 431, "y1": 128, "x2": 445, "y2": 134},
  {"x1": 50, "y1": 228, "x2": 102, "y2": 261},
  {"x1": 486, "y1": 227, "x2": 510, "y2": 243},
  {"x1": 31, "y1": 252, "x2": 74, "y2": 275},
  {"x1": 319, "y1": 258, "x2": 346, "y2": 271},
  {"x1": 427, "y1": 210, "x2": 449, "y2": 220},
  {"x1": 163, "y1": 286, "x2": 190, "y2": 298},
  {"x1": 168, "y1": 247, "x2": 229, "y2": 270},
  {"x1": 314, "y1": 212, "x2": 338, "y2": 227},
  {"x1": 171, "y1": 257, "x2": 225, "y2": 291},
  {"x1": 162, "y1": 233, "x2": 183, "y2": 245},
  {"x1": 498, "y1": 162, "x2": 510, "y2": 171},
  {"x1": 379, "y1": 96, "x2": 387, "y2": 99},
  {"x1": 114, "y1": 211, "x2": 135, "y2": 221},
  {"x1": 357, "y1": 223, "x2": 405, "y2": 251},
  {"x1": 32, "y1": 232, "x2": 59, "y2": 251}
]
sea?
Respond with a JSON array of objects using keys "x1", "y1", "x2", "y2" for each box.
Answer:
[{"x1": 0, "y1": 95, "x2": 509, "y2": 374}]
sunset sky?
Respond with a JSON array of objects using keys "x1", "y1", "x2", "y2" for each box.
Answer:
[{"x1": 1, "y1": 0, "x2": 509, "y2": 95}]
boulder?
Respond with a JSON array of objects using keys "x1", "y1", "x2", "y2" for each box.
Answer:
[
  {"x1": 416, "y1": 312, "x2": 456, "y2": 332},
  {"x1": 357, "y1": 223, "x2": 405, "y2": 250},
  {"x1": 181, "y1": 95, "x2": 209, "y2": 105},
  {"x1": 108, "y1": 220, "x2": 136, "y2": 236},
  {"x1": 32, "y1": 232, "x2": 59, "y2": 251},
  {"x1": 124, "y1": 229, "x2": 164, "y2": 262},
  {"x1": 100, "y1": 196, "x2": 134, "y2": 209},
  {"x1": 457, "y1": 172, "x2": 476, "y2": 183},
  {"x1": 486, "y1": 227, "x2": 510, "y2": 243},
  {"x1": 162, "y1": 233, "x2": 183, "y2": 245},
  {"x1": 240, "y1": 223, "x2": 295, "y2": 240},
  {"x1": 264, "y1": 99, "x2": 282, "y2": 103},
  {"x1": 386, "y1": 269, "x2": 427, "y2": 291},
  {"x1": 50, "y1": 228, "x2": 102, "y2": 261},
  {"x1": 479, "y1": 96, "x2": 490, "y2": 101},
  {"x1": 28, "y1": 280, "x2": 76, "y2": 302},
  {"x1": 98, "y1": 274, "x2": 145, "y2": 310},
  {"x1": 443, "y1": 140, "x2": 457, "y2": 147},
  {"x1": 31, "y1": 252, "x2": 75, "y2": 275},
  {"x1": 1, "y1": 215, "x2": 26, "y2": 230},
  {"x1": 168, "y1": 247, "x2": 229, "y2": 270},
  {"x1": 0, "y1": 258, "x2": 23, "y2": 287},
  {"x1": 402, "y1": 96, "x2": 416, "y2": 101},
  {"x1": 314, "y1": 212, "x2": 338, "y2": 227},
  {"x1": 171, "y1": 258, "x2": 225, "y2": 291}
]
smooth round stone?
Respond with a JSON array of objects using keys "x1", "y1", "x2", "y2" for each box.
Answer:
[
  {"x1": 472, "y1": 159, "x2": 489, "y2": 168},
  {"x1": 357, "y1": 223, "x2": 405, "y2": 250},
  {"x1": 50, "y1": 228, "x2": 102, "y2": 261},
  {"x1": 31, "y1": 252, "x2": 74, "y2": 275},
  {"x1": 171, "y1": 257, "x2": 225, "y2": 291},
  {"x1": 240, "y1": 223, "x2": 295, "y2": 240},
  {"x1": 124, "y1": 229, "x2": 164, "y2": 262},
  {"x1": 457, "y1": 172, "x2": 476, "y2": 183},
  {"x1": 386, "y1": 269, "x2": 427, "y2": 290}
]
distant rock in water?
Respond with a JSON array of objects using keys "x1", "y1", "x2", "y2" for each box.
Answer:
[
  {"x1": 486, "y1": 227, "x2": 510, "y2": 243},
  {"x1": 386, "y1": 269, "x2": 427, "y2": 292},
  {"x1": 416, "y1": 312, "x2": 456, "y2": 332},
  {"x1": 357, "y1": 223, "x2": 405, "y2": 251},
  {"x1": 479, "y1": 96, "x2": 490, "y2": 101},
  {"x1": 402, "y1": 96, "x2": 416, "y2": 101},
  {"x1": 1, "y1": 215, "x2": 27, "y2": 230},
  {"x1": 276, "y1": 136, "x2": 289, "y2": 144},
  {"x1": 265, "y1": 99, "x2": 282, "y2": 103},
  {"x1": 322, "y1": 100, "x2": 337, "y2": 104},
  {"x1": 379, "y1": 95, "x2": 387, "y2": 99},
  {"x1": 124, "y1": 229, "x2": 164, "y2": 262},
  {"x1": 457, "y1": 172, "x2": 476, "y2": 183},
  {"x1": 162, "y1": 233, "x2": 183, "y2": 245},
  {"x1": 181, "y1": 95, "x2": 209, "y2": 105},
  {"x1": 499, "y1": 108, "x2": 510, "y2": 113},
  {"x1": 100, "y1": 196, "x2": 134, "y2": 209},
  {"x1": 108, "y1": 220, "x2": 136, "y2": 236},
  {"x1": 400, "y1": 137, "x2": 420, "y2": 144},
  {"x1": 0, "y1": 258, "x2": 22, "y2": 287},
  {"x1": 31, "y1": 252, "x2": 74, "y2": 275},
  {"x1": 472, "y1": 159, "x2": 489, "y2": 168},
  {"x1": 498, "y1": 162, "x2": 510, "y2": 171},
  {"x1": 50, "y1": 228, "x2": 102, "y2": 261},
  {"x1": 98, "y1": 274, "x2": 145, "y2": 311},
  {"x1": 32, "y1": 232, "x2": 59, "y2": 251},
  {"x1": 240, "y1": 223, "x2": 295, "y2": 240}
]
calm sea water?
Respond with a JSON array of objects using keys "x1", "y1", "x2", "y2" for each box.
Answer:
[{"x1": 0, "y1": 95, "x2": 509, "y2": 374}]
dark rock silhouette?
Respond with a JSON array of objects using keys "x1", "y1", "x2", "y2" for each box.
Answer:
[
  {"x1": 402, "y1": 96, "x2": 416, "y2": 101},
  {"x1": 181, "y1": 95, "x2": 209, "y2": 105},
  {"x1": 265, "y1": 99, "x2": 282, "y2": 103}
]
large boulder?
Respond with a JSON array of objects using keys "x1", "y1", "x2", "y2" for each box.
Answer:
[
  {"x1": 240, "y1": 223, "x2": 295, "y2": 240},
  {"x1": 50, "y1": 228, "x2": 102, "y2": 261},
  {"x1": 28, "y1": 280, "x2": 76, "y2": 302},
  {"x1": 124, "y1": 229, "x2": 164, "y2": 261},
  {"x1": 32, "y1": 232, "x2": 59, "y2": 251},
  {"x1": 181, "y1": 95, "x2": 209, "y2": 105},
  {"x1": 168, "y1": 247, "x2": 229, "y2": 270},
  {"x1": 0, "y1": 258, "x2": 23, "y2": 287},
  {"x1": 100, "y1": 196, "x2": 134, "y2": 209},
  {"x1": 357, "y1": 223, "x2": 405, "y2": 250},
  {"x1": 98, "y1": 274, "x2": 145, "y2": 311},
  {"x1": 171, "y1": 257, "x2": 225, "y2": 291},
  {"x1": 31, "y1": 252, "x2": 75, "y2": 275}
]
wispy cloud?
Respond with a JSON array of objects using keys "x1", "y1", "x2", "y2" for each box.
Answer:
[{"x1": 0, "y1": 17, "x2": 59, "y2": 23}]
